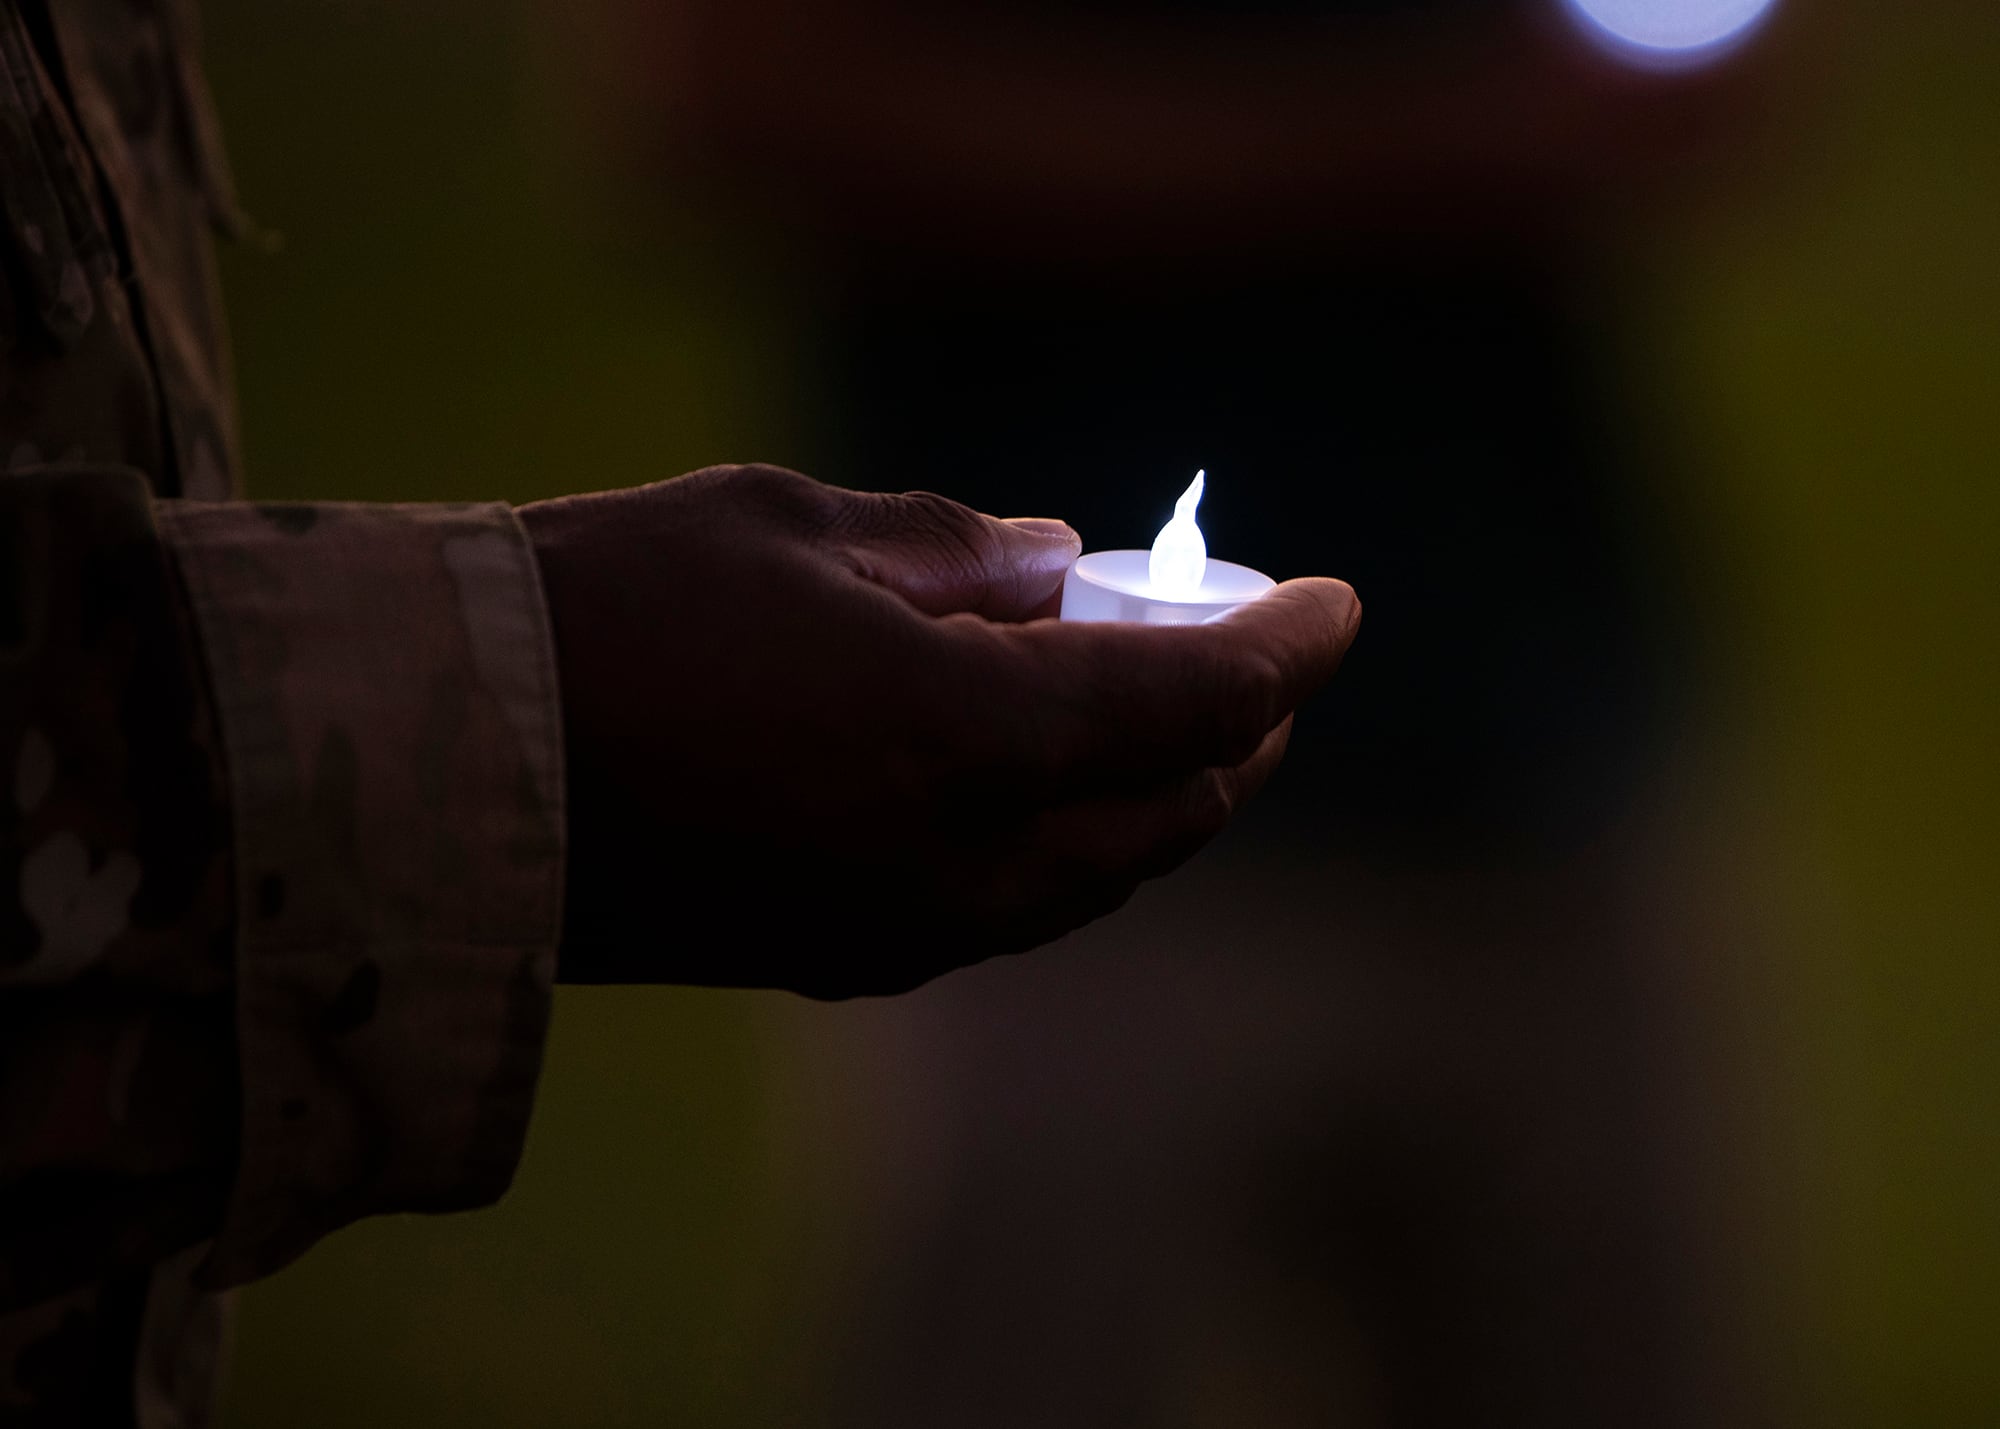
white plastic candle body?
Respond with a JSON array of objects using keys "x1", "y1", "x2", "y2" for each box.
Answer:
[{"x1": 1060, "y1": 550, "x2": 1274, "y2": 624}]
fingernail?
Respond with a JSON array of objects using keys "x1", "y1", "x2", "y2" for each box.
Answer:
[{"x1": 1004, "y1": 517, "x2": 1078, "y2": 542}]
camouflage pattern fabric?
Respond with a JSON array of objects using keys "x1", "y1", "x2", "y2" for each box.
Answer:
[{"x1": 1, "y1": 2, "x2": 567, "y2": 1423}]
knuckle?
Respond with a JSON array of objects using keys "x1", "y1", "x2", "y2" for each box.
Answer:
[
  {"x1": 714, "y1": 463, "x2": 839, "y2": 526},
  {"x1": 893, "y1": 490, "x2": 999, "y2": 571},
  {"x1": 1131, "y1": 775, "x2": 1230, "y2": 880},
  {"x1": 1179, "y1": 770, "x2": 1235, "y2": 842}
]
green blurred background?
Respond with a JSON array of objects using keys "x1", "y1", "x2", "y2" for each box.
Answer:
[{"x1": 201, "y1": 1, "x2": 1997, "y2": 1424}]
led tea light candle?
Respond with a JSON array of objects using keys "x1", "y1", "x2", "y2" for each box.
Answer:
[{"x1": 1060, "y1": 471, "x2": 1275, "y2": 625}]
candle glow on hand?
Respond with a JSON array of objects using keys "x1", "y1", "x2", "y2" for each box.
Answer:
[{"x1": 1148, "y1": 470, "x2": 1208, "y2": 597}]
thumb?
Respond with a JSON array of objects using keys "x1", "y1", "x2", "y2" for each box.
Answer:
[{"x1": 838, "y1": 490, "x2": 1081, "y2": 621}]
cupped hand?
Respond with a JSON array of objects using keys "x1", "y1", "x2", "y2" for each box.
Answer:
[{"x1": 517, "y1": 464, "x2": 1358, "y2": 997}]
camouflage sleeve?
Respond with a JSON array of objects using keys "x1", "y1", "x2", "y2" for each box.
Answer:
[
  {"x1": 157, "y1": 486, "x2": 564, "y2": 1287},
  {"x1": 1, "y1": 465, "x2": 565, "y2": 1307}
]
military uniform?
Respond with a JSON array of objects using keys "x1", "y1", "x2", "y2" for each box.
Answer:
[{"x1": 1, "y1": 2, "x2": 565, "y2": 1422}]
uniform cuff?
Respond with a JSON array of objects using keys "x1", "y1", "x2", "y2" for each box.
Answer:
[{"x1": 155, "y1": 500, "x2": 564, "y2": 1286}]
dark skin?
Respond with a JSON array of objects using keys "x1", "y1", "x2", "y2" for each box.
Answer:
[
  {"x1": 536, "y1": 0, "x2": 1761, "y2": 997},
  {"x1": 519, "y1": 465, "x2": 1359, "y2": 997},
  {"x1": 543, "y1": 0, "x2": 1793, "y2": 996}
]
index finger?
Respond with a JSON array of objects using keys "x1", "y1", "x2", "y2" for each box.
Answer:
[{"x1": 983, "y1": 577, "x2": 1361, "y2": 786}]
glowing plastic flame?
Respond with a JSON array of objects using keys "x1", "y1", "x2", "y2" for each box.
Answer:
[{"x1": 1149, "y1": 470, "x2": 1208, "y2": 597}]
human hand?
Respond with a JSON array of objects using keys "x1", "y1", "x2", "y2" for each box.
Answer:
[{"x1": 517, "y1": 465, "x2": 1358, "y2": 997}]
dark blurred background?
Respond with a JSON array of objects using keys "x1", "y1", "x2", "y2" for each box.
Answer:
[{"x1": 200, "y1": 0, "x2": 1997, "y2": 1424}]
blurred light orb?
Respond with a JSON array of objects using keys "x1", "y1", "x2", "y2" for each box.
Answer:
[{"x1": 1561, "y1": 0, "x2": 1778, "y2": 64}]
